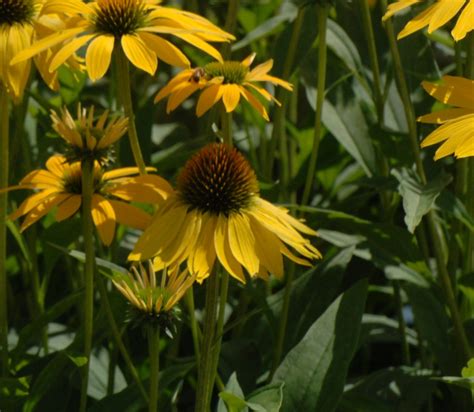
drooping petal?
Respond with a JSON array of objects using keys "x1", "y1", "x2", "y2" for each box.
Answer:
[
  {"x1": 91, "y1": 195, "x2": 117, "y2": 246},
  {"x1": 421, "y1": 76, "x2": 474, "y2": 110},
  {"x1": 137, "y1": 32, "x2": 189, "y2": 68},
  {"x1": 49, "y1": 34, "x2": 95, "y2": 72},
  {"x1": 227, "y1": 213, "x2": 259, "y2": 276},
  {"x1": 154, "y1": 69, "x2": 194, "y2": 103},
  {"x1": 108, "y1": 200, "x2": 151, "y2": 230},
  {"x1": 214, "y1": 214, "x2": 245, "y2": 282},
  {"x1": 417, "y1": 108, "x2": 472, "y2": 124},
  {"x1": 196, "y1": 84, "x2": 224, "y2": 116},
  {"x1": 10, "y1": 188, "x2": 61, "y2": 221},
  {"x1": 222, "y1": 84, "x2": 242, "y2": 113},
  {"x1": 121, "y1": 34, "x2": 157, "y2": 75},
  {"x1": 428, "y1": 0, "x2": 464, "y2": 34},
  {"x1": 85, "y1": 35, "x2": 114, "y2": 81},
  {"x1": 55, "y1": 195, "x2": 82, "y2": 221},
  {"x1": 20, "y1": 193, "x2": 70, "y2": 232},
  {"x1": 398, "y1": 5, "x2": 437, "y2": 39},
  {"x1": 452, "y1": 0, "x2": 474, "y2": 40},
  {"x1": 10, "y1": 26, "x2": 87, "y2": 66}
]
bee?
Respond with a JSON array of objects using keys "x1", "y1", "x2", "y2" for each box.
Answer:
[{"x1": 189, "y1": 67, "x2": 206, "y2": 83}]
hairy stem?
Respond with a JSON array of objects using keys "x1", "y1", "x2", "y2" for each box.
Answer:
[
  {"x1": 115, "y1": 48, "x2": 147, "y2": 174},
  {"x1": 0, "y1": 84, "x2": 9, "y2": 376}
]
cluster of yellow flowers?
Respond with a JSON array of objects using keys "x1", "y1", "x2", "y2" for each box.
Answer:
[{"x1": 0, "y1": 0, "x2": 320, "y2": 318}]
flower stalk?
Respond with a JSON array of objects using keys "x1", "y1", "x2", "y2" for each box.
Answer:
[
  {"x1": 0, "y1": 84, "x2": 9, "y2": 377},
  {"x1": 466, "y1": 33, "x2": 474, "y2": 273},
  {"x1": 222, "y1": 111, "x2": 233, "y2": 147},
  {"x1": 301, "y1": 3, "x2": 329, "y2": 207},
  {"x1": 195, "y1": 270, "x2": 220, "y2": 412},
  {"x1": 96, "y1": 275, "x2": 148, "y2": 402},
  {"x1": 115, "y1": 48, "x2": 147, "y2": 175},
  {"x1": 79, "y1": 157, "x2": 96, "y2": 412},
  {"x1": 266, "y1": 7, "x2": 305, "y2": 179},
  {"x1": 382, "y1": 0, "x2": 472, "y2": 361},
  {"x1": 148, "y1": 325, "x2": 161, "y2": 412}
]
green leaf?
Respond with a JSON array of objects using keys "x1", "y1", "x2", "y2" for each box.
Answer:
[
  {"x1": 326, "y1": 20, "x2": 363, "y2": 73},
  {"x1": 436, "y1": 190, "x2": 474, "y2": 231},
  {"x1": 247, "y1": 383, "x2": 284, "y2": 412},
  {"x1": 391, "y1": 168, "x2": 452, "y2": 233},
  {"x1": 218, "y1": 373, "x2": 247, "y2": 412},
  {"x1": 304, "y1": 87, "x2": 377, "y2": 176},
  {"x1": 402, "y1": 282, "x2": 456, "y2": 375},
  {"x1": 273, "y1": 279, "x2": 368, "y2": 412}
]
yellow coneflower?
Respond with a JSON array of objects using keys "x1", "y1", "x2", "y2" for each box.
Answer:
[
  {"x1": 154, "y1": 53, "x2": 293, "y2": 121},
  {"x1": 0, "y1": 0, "x2": 82, "y2": 101},
  {"x1": 129, "y1": 143, "x2": 321, "y2": 283},
  {"x1": 51, "y1": 104, "x2": 128, "y2": 164},
  {"x1": 112, "y1": 260, "x2": 195, "y2": 327},
  {"x1": 11, "y1": 0, "x2": 235, "y2": 81},
  {"x1": 418, "y1": 75, "x2": 474, "y2": 159},
  {"x1": 382, "y1": 0, "x2": 474, "y2": 41},
  {"x1": 4, "y1": 154, "x2": 173, "y2": 245}
]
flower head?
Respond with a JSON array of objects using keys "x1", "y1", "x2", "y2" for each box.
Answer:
[
  {"x1": 11, "y1": 0, "x2": 234, "y2": 81},
  {"x1": 154, "y1": 53, "x2": 293, "y2": 121},
  {"x1": 418, "y1": 75, "x2": 474, "y2": 159},
  {"x1": 4, "y1": 155, "x2": 173, "y2": 244},
  {"x1": 112, "y1": 261, "x2": 195, "y2": 332},
  {"x1": 51, "y1": 105, "x2": 128, "y2": 164},
  {"x1": 129, "y1": 143, "x2": 321, "y2": 283},
  {"x1": 0, "y1": 0, "x2": 82, "y2": 101},
  {"x1": 382, "y1": 0, "x2": 474, "y2": 41}
]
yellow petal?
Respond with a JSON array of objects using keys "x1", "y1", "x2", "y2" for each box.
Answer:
[
  {"x1": 248, "y1": 215, "x2": 284, "y2": 278},
  {"x1": 417, "y1": 108, "x2": 473, "y2": 124},
  {"x1": 10, "y1": 26, "x2": 87, "y2": 66},
  {"x1": 190, "y1": 213, "x2": 217, "y2": 280},
  {"x1": 10, "y1": 188, "x2": 60, "y2": 221},
  {"x1": 227, "y1": 213, "x2": 259, "y2": 276},
  {"x1": 137, "y1": 32, "x2": 189, "y2": 68},
  {"x1": 241, "y1": 53, "x2": 256, "y2": 67},
  {"x1": 397, "y1": 5, "x2": 436, "y2": 39},
  {"x1": 167, "y1": 82, "x2": 201, "y2": 112},
  {"x1": 49, "y1": 34, "x2": 95, "y2": 72},
  {"x1": 422, "y1": 76, "x2": 474, "y2": 110},
  {"x1": 108, "y1": 199, "x2": 151, "y2": 230},
  {"x1": 91, "y1": 195, "x2": 117, "y2": 246},
  {"x1": 55, "y1": 195, "x2": 81, "y2": 221},
  {"x1": 105, "y1": 175, "x2": 173, "y2": 203},
  {"x1": 428, "y1": 0, "x2": 464, "y2": 34},
  {"x1": 222, "y1": 84, "x2": 242, "y2": 113},
  {"x1": 154, "y1": 69, "x2": 194, "y2": 103},
  {"x1": 214, "y1": 214, "x2": 245, "y2": 283},
  {"x1": 20, "y1": 194, "x2": 69, "y2": 232},
  {"x1": 382, "y1": 0, "x2": 421, "y2": 21},
  {"x1": 171, "y1": 32, "x2": 224, "y2": 62},
  {"x1": 85, "y1": 35, "x2": 114, "y2": 81},
  {"x1": 452, "y1": 0, "x2": 474, "y2": 40},
  {"x1": 121, "y1": 34, "x2": 157, "y2": 75},
  {"x1": 196, "y1": 84, "x2": 224, "y2": 116},
  {"x1": 40, "y1": 0, "x2": 92, "y2": 15},
  {"x1": 240, "y1": 88, "x2": 269, "y2": 121}
]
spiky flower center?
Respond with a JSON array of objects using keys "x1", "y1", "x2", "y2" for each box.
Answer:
[
  {"x1": 61, "y1": 163, "x2": 103, "y2": 195},
  {"x1": 178, "y1": 143, "x2": 258, "y2": 215},
  {"x1": 204, "y1": 62, "x2": 249, "y2": 84},
  {"x1": 0, "y1": 0, "x2": 35, "y2": 26},
  {"x1": 93, "y1": 0, "x2": 150, "y2": 36}
]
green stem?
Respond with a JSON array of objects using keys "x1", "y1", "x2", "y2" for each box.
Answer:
[
  {"x1": 221, "y1": 110, "x2": 233, "y2": 146},
  {"x1": 382, "y1": 0, "x2": 472, "y2": 361},
  {"x1": 220, "y1": 0, "x2": 239, "y2": 59},
  {"x1": 270, "y1": 264, "x2": 295, "y2": 379},
  {"x1": 185, "y1": 287, "x2": 201, "y2": 367},
  {"x1": 393, "y1": 281, "x2": 410, "y2": 364},
  {"x1": 210, "y1": 272, "x2": 229, "y2": 391},
  {"x1": 266, "y1": 7, "x2": 305, "y2": 179},
  {"x1": 465, "y1": 34, "x2": 474, "y2": 274},
  {"x1": 0, "y1": 84, "x2": 9, "y2": 377},
  {"x1": 115, "y1": 48, "x2": 147, "y2": 174},
  {"x1": 301, "y1": 4, "x2": 329, "y2": 206},
  {"x1": 148, "y1": 325, "x2": 160, "y2": 412},
  {"x1": 359, "y1": 0, "x2": 384, "y2": 122},
  {"x1": 195, "y1": 271, "x2": 220, "y2": 412},
  {"x1": 96, "y1": 275, "x2": 148, "y2": 402},
  {"x1": 79, "y1": 158, "x2": 96, "y2": 412}
]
